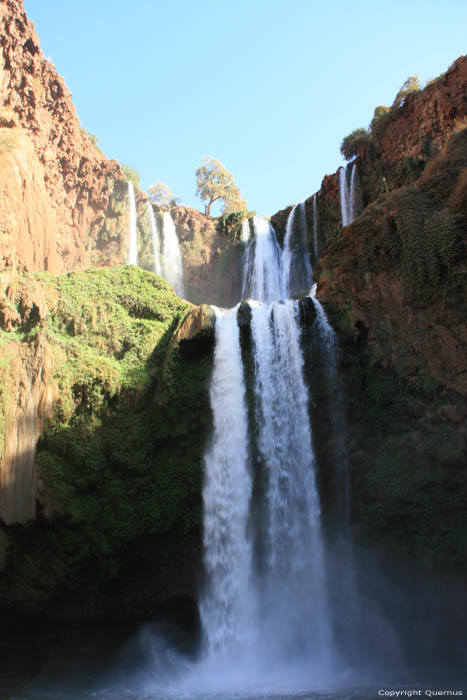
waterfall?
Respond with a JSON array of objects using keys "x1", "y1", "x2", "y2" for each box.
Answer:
[
  {"x1": 280, "y1": 203, "x2": 313, "y2": 297},
  {"x1": 312, "y1": 193, "x2": 319, "y2": 265},
  {"x1": 200, "y1": 307, "x2": 256, "y2": 659},
  {"x1": 161, "y1": 211, "x2": 185, "y2": 297},
  {"x1": 339, "y1": 165, "x2": 351, "y2": 227},
  {"x1": 147, "y1": 202, "x2": 162, "y2": 276},
  {"x1": 240, "y1": 218, "x2": 251, "y2": 243},
  {"x1": 242, "y1": 216, "x2": 283, "y2": 302},
  {"x1": 127, "y1": 182, "x2": 138, "y2": 265},
  {"x1": 311, "y1": 286, "x2": 350, "y2": 517},
  {"x1": 200, "y1": 199, "x2": 337, "y2": 677},
  {"x1": 250, "y1": 300, "x2": 333, "y2": 662},
  {"x1": 340, "y1": 163, "x2": 362, "y2": 227}
]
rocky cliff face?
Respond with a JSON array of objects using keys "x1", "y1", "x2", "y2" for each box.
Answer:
[
  {"x1": 0, "y1": 0, "x2": 136, "y2": 273},
  {"x1": 148, "y1": 205, "x2": 246, "y2": 307},
  {"x1": 270, "y1": 56, "x2": 467, "y2": 255}
]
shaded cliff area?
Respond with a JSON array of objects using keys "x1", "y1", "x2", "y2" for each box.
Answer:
[{"x1": 0, "y1": 267, "x2": 214, "y2": 620}]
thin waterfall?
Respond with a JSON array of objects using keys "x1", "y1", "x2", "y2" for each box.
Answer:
[
  {"x1": 147, "y1": 202, "x2": 162, "y2": 276},
  {"x1": 312, "y1": 193, "x2": 319, "y2": 264},
  {"x1": 200, "y1": 307, "x2": 256, "y2": 659},
  {"x1": 127, "y1": 182, "x2": 138, "y2": 265},
  {"x1": 298, "y1": 201, "x2": 313, "y2": 289},
  {"x1": 310, "y1": 285, "x2": 362, "y2": 663},
  {"x1": 310, "y1": 286, "x2": 350, "y2": 517},
  {"x1": 280, "y1": 204, "x2": 313, "y2": 297},
  {"x1": 242, "y1": 217, "x2": 283, "y2": 302},
  {"x1": 339, "y1": 165, "x2": 351, "y2": 227},
  {"x1": 340, "y1": 162, "x2": 362, "y2": 227},
  {"x1": 161, "y1": 211, "x2": 185, "y2": 297},
  {"x1": 280, "y1": 205, "x2": 298, "y2": 296}
]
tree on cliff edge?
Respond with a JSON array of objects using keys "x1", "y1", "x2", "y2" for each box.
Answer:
[
  {"x1": 195, "y1": 156, "x2": 247, "y2": 216},
  {"x1": 148, "y1": 181, "x2": 180, "y2": 209}
]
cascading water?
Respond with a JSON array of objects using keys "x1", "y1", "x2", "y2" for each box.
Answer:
[
  {"x1": 161, "y1": 211, "x2": 185, "y2": 297},
  {"x1": 147, "y1": 201, "x2": 162, "y2": 276},
  {"x1": 280, "y1": 204, "x2": 313, "y2": 297},
  {"x1": 200, "y1": 307, "x2": 256, "y2": 660},
  {"x1": 250, "y1": 300, "x2": 333, "y2": 666},
  {"x1": 242, "y1": 216, "x2": 283, "y2": 302},
  {"x1": 340, "y1": 163, "x2": 362, "y2": 227},
  {"x1": 127, "y1": 181, "x2": 138, "y2": 265},
  {"x1": 339, "y1": 165, "x2": 351, "y2": 227},
  {"x1": 199, "y1": 206, "x2": 338, "y2": 684}
]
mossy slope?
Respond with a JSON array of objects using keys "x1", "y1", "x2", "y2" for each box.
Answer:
[{"x1": 0, "y1": 266, "x2": 213, "y2": 616}]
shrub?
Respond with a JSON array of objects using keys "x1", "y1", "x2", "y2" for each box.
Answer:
[
  {"x1": 340, "y1": 128, "x2": 372, "y2": 161},
  {"x1": 121, "y1": 164, "x2": 140, "y2": 188}
]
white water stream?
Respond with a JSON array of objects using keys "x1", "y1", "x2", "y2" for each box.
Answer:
[
  {"x1": 340, "y1": 163, "x2": 362, "y2": 227},
  {"x1": 161, "y1": 211, "x2": 185, "y2": 297}
]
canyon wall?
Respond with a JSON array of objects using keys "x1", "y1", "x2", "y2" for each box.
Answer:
[{"x1": 0, "y1": 0, "x2": 136, "y2": 273}]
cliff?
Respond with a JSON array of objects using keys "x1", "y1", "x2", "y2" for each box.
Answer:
[
  {"x1": 0, "y1": 266, "x2": 213, "y2": 618},
  {"x1": 271, "y1": 56, "x2": 467, "y2": 255},
  {"x1": 0, "y1": 0, "x2": 144, "y2": 273},
  {"x1": 150, "y1": 205, "x2": 246, "y2": 307}
]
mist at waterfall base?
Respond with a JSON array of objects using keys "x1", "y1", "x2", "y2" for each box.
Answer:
[{"x1": 8, "y1": 211, "x2": 467, "y2": 700}]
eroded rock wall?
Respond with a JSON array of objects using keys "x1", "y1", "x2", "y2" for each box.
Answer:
[{"x1": 0, "y1": 0, "x2": 134, "y2": 273}]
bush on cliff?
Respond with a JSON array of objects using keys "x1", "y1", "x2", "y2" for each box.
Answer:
[{"x1": 340, "y1": 128, "x2": 372, "y2": 161}]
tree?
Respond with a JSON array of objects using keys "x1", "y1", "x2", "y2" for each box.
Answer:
[
  {"x1": 340, "y1": 128, "x2": 372, "y2": 161},
  {"x1": 392, "y1": 76, "x2": 421, "y2": 109},
  {"x1": 147, "y1": 180, "x2": 180, "y2": 208},
  {"x1": 195, "y1": 156, "x2": 247, "y2": 216}
]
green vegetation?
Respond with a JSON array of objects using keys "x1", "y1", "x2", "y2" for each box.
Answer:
[
  {"x1": 4, "y1": 267, "x2": 213, "y2": 584},
  {"x1": 80, "y1": 126, "x2": 101, "y2": 152},
  {"x1": 216, "y1": 210, "x2": 249, "y2": 244},
  {"x1": 148, "y1": 180, "x2": 180, "y2": 209},
  {"x1": 323, "y1": 302, "x2": 467, "y2": 573},
  {"x1": 392, "y1": 75, "x2": 421, "y2": 109},
  {"x1": 348, "y1": 129, "x2": 466, "y2": 306},
  {"x1": 195, "y1": 156, "x2": 247, "y2": 216},
  {"x1": 0, "y1": 130, "x2": 17, "y2": 152},
  {"x1": 340, "y1": 76, "x2": 422, "y2": 160},
  {"x1": 340, "y1": 127, "x2": 372, "y2": 160},
  {"x1": 121, "y1": 164, "x2": 140, "y2": 187}
]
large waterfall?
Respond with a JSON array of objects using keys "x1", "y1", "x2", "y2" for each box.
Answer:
[
  {"x1": 199, "y1": 210, "x2": 340, "y2": 684},
  {"x1": 200, "y1": 307, "x2": 256, "y2": 660},
  {"x1": 127, "y1": 182, "x2": 138, "y2": 265}
]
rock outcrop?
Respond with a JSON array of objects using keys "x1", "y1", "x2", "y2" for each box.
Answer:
[{"x1": 0, "y1": 0, "x2": 135, "y2": 273}]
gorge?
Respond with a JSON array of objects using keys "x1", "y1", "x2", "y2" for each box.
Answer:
[{"x1": 0, "y1": 1, "x2": 467, "y2": 697}]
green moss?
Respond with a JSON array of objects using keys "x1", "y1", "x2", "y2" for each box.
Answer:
[
  {"x1": 322, "y1": 301, "x2": 467, "y2": 573},
  {"x1": 5, "y1": 266, "x2": 213, "y2": 583}
]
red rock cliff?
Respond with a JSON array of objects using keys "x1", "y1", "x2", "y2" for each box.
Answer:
[{"x1": 0, "y1": 0, "x2": 134, "y2": 273}]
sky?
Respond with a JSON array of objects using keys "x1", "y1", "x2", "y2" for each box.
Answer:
[{"x1": 24, "y1": 0, "x2": 467, "y2": 218}]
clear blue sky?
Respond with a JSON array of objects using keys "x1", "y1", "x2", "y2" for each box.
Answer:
[{"x1": 24, "y1": 0, "x2": 466, "y2": 218}]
